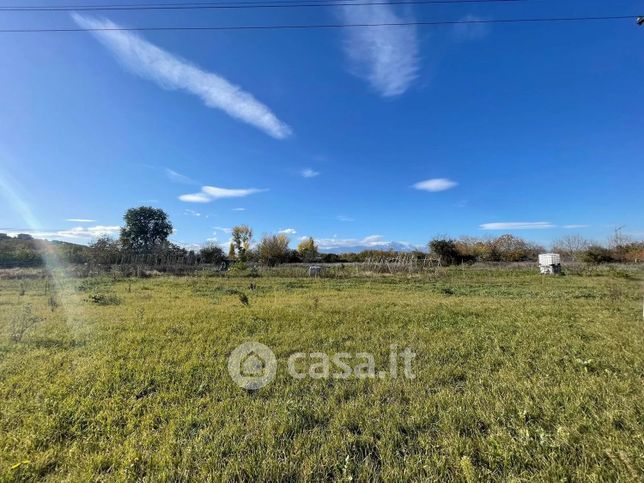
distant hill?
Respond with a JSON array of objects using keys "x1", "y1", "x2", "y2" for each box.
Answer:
[{"x1": 0, "y1": 234, "x2": 89, "y2": 267}]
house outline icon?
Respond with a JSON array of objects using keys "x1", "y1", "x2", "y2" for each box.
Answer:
[{"x1": 241, "y1": 351, "x2": 266, "y2": 377}]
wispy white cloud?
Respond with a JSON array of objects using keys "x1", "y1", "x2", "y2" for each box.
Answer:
[
  {"x1": 7, "y1": 225, "x2": 120, "y2": 241},
  {"x1": 213, "y1": 226, "x2": 232, "y2": 234},
  {"x1": 278, "y1": 228, "x2": 297, "y2": 235},
  {"x1": 232, "y1": 207, "x2": 246, "y2": 212},
  {"x1": 72, "y1": 13, "x2": 292, "y2": 139},
  {"x1": 65, "y1": 218, "x2": 95, "y2": 223},
  {"x1": 413, "y1": 178, "x2": 458, "y2": 192},
  {"x1": 179, "y1": 185, "x2": 266, "y2": 203},
  {"x1": 301, "y1": 168, "x2": 320, "y2": 178},
  {"x1": 338, "y1": 2, "x2": 419, "y2": 97},
  {"x1": 337, "y1": 215, "x2": 355, "y2": 222},
  {"x1": 480, "y1": 222, "x2": 556, "y2": 230},
  {"x1": 184, "y1": 209, "x2": 201, "y2": 217},
  {"x1": 166, "y1": 168, "x2": 197, "y2": 185},
  {"x1": 453, "y1": 15, "x2": 491, "y2": 42},
  {"x1": 563, "y1": 224, "x2": 590, "y2": 229}
]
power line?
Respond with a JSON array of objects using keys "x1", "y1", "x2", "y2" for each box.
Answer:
[
  {"x1": 0, "y1": 0, "x2": 531, "y2": 11},
  {"x1": 0, "y1": 15, "x2": 636, "y2": 33}
]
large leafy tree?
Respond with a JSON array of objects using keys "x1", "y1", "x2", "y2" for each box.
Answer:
[
  {"x1": 120, "y1": 207, "x2": 173, "y2": 252},
  {"x1": 200, "y1": 243, "x2": 225, "y2": 264}
]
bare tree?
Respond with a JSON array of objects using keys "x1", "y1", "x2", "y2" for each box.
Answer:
[
  {"x1": 608, "y1": 226, "x2": 632, "y2": 249},
  {"x1": 553, "y1": 234, "x2": 590, "y2": 262}
]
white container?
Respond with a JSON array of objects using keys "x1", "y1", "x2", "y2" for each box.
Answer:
[
  {"x1": 539, "y1": 253, "x2": 561, "y2": 266},
  {"x1": 539, "y1": 253, "x2": 561, "y2": 274}
]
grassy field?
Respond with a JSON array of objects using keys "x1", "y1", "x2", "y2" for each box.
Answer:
[{"x1": 0, "y1": 267, "x2": 643, "y2": 481}]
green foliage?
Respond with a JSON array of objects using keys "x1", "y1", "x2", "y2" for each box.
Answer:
[
  {"x1": 429, "y1": 238, "x2": 462, "y2": 265},
  {"x1": 120, "y1": 206, "x2": 173, "y2": 253},
  {"x1": 581, "y1": 245, "x2": 615, "y2": 264},
  {"x1": 199, "y1": 243, "x2": 225, "y2": 264},
  {"x1": 428, "y1": 235, "x2": 543, "y2": 264},
  {"x1": 0, "y1": 236, "x2": 90, "y2": 267},
  {"x1": 89, "y1": 236, "x2": 121, "y2": 265}
]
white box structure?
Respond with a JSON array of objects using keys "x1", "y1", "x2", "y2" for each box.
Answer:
[{"x1": 538, "y1": 253, "x2": 561, "y2": 275}]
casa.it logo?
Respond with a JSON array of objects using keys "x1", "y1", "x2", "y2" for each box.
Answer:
[
  {"x1": 227, "y1": 342, "x2": 277, "y2": 390},
  {"x1": 228, "y1": 341, "x2": 416, "y2": 390}
]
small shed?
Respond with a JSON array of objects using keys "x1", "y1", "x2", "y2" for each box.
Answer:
[{"x1": 538, "y1": 253, "x2": 561, "y2": 275}]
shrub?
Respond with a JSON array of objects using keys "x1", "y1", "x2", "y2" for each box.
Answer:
[
  {"x1": 581, "y1": 246, "x2": 614, "y2": 264},
  {"x1": 89, "y1": 236, "x2": 121, "y2": 265},
  {"x1": 611, "y1": 242, "x2": 644, "y2": 263},
  {"x1": 88, "y1": 292, "x2": 121, "y2": 306},
  {"x1": 10, "y1": 304, "x2": 41, "y2": 342},
  {"x1": 200, "y1": 243, "x2": 225, "y2": 264},
  {"x1": 429, "y1": 239, "x2": 462, "y2": 266}
]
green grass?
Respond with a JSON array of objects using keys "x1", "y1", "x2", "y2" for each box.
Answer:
[{"x1": 0, "y1": 268, "x2": 643, "y2": 480}]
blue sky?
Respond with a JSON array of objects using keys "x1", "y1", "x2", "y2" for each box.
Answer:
[{"x1": 1, "y1": 0, "x2": 642, "y2": 251}]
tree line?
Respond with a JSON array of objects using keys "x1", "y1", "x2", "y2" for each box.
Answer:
[{"x1": 1, "y1": 207, "x2": 642, "y2": 268}]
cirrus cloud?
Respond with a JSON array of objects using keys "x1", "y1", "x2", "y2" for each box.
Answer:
[
  {"x1": 179, "y1": 186, "x2": 267, "y2": 203},
  {"x1": 338, "y1": 2, "x2": 419, "y2": 97},
  {"x1": 301, "y1": 168, "x2": 320, "y2": 178},
  {"x1": 413, "y1": 178, "x2": 458, "y2": 192},
  {"x1": 480, "y1": 222, "x2": 556, "y2": 230},
  {"x1": 72, "y1": 13, "x2": 292, "y2": 139}
]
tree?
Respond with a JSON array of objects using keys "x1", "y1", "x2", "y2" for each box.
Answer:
[
  {"x1": 231, "y1": 225, "x2": 253, "y2": 261},
  {"x1": 257, "y1": 234, "x2": 290, "y2": 266},
  {"x1": 455, "y1": 236, "x2": 489, "y2": 262},
  {"x1": 16, "y1": 234, "x2": 33, "y2": 241},
  {"x1": 297, "y1": 237, "x2": 319, "y2": 262},
  {"x1": 428, "y1": 238, "x2": 461, "y2": 266},
  {"x1": 0, "y1": 233, "x2": 9, "y2": 240},
  {"x1": 490, "y1": 234, "x2": 541, "y2": 262},
  {"x1": 581, "y1": 245, "x2": 614, "y2": 264},
  {"x1": 120, "y1": 207, "x2": 173, "y2": 253},
  {"x1": 89, "y1": 236, "x2": 121, "y2": 265},
  {"x1": 200, "y1": 243, "x2": 225, "y2": 264},
  {"x1": 608, "y1": 226, "x2": 632, "y2": 249},
  {"x1": 552, "y1": 234, "x2": 590, "y2": 261}
]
